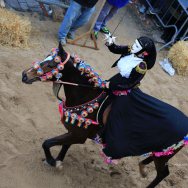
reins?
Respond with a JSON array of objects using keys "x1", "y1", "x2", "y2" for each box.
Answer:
[
  {"x1": 52, "y1": 51, "x2": 107, "y2": 102},
  {"x1": 54, "y1": 80, "x2": 102, "y2": 89}
]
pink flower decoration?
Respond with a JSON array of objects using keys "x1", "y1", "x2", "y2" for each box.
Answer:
[
  {"x1": 58, "y1": 102, "x2": 64, "y2": 118},
  {"x1": 184, "y1": 140, "x2": 188, "y2": 145},
  {"x1": 153, "y1": 148, "x2": 174, "y2": 157}
]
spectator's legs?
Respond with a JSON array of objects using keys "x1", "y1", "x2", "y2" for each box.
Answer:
[
  {"x1": 58, "y1": 0, "x2": 82, "y2": 41},
  {"x1": 69, "y1": 6, "x2": 95, "y2": 35},
  {"x1": 101, "y1": 6, "x2": 119, "y2": 29},
  {"x1": 93, "y1": 1, "x2": 113, "y2": 32}
]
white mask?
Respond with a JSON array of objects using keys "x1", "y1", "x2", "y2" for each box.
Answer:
[{"x1": 131, "y1": 39, "x2": 143, "y2": 54}]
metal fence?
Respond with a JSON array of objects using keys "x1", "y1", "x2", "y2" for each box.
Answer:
[
  {"x1": 144, "y1": 0, "x2": 188, "y2": 49},
  {"x1": 4, "y1": 0, "x2": 70, "y2": 12},
  {"x1": 36, "y1": 0, "x2": 70, "y2": 8}
]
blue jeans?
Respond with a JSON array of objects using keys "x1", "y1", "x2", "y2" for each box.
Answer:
[
  {"x1": 94, "y1": 1, "x2": 119, "y2": 32},
  {"x1": 58, "y1": 0, "x2": 95, "y2": 40}
]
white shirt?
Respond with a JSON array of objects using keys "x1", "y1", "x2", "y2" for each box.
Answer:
[{"x1": 117, "y1": 54, "x2": 143, "y2": 78}]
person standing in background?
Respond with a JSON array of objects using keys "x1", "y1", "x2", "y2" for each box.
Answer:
[
  {"x1": 58, "y1": 0, "x2": 98, "y2": 46},
  {"x1": 93, "y1": 0, "x2": 135, "y2": 39}
]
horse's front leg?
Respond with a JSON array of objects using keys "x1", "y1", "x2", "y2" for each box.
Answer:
[
  {"x1": 56, "y1": 145, "x2": 70, "y2": 161},
  {"x1": 54, "y1": 144, "x2": 71, "y2": 170},
  {"x1": 42, "y1": 132, "x2": 73, "y2": 167},
  {"x1": 42, "y1": 132, "x2": 87, "y2": 168}
]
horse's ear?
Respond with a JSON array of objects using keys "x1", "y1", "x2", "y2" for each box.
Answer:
[{"x1": 58, "y1": 42, "x2": 66, "y2": 55}]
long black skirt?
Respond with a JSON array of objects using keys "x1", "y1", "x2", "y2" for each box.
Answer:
[{"x1": 102, "y1": 88, "x2": 188, "y2": 159}]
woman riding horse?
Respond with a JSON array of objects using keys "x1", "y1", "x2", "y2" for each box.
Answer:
[
  {"x1": 101, "y1": 36, "x2": 188, "y2": 158},
  {"x1": 101, "y1": 35, "x2": 188, "y2": 187},
  {"x1": 22, "y1": 37, "x2": 188, "y2": 188}
]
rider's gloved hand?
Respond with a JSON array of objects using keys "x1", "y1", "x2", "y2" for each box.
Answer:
[{"x1": 104, "y1": 33, "x2": 116, "y2": 46}]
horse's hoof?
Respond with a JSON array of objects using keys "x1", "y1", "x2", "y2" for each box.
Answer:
[
  {"x1": 139, "y1": 163, "x2": 147, "y2": 178},
  {"x1": 43, "y1": 159, "x2": 51, "y2": 166},
  {"x1": 56, "y1": 160, "x2": 63, "y2": 170}
]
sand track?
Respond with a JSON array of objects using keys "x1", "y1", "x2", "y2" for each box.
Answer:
[{"x1": 0, "y1": 6, "x2": 188, "y2": 188}]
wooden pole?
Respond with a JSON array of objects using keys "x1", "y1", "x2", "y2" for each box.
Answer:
[{"x1": 67, "y1": 0, "x2": 106, "y2": 50}]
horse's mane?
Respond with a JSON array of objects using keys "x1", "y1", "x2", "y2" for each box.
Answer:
[{"x1": 57, "y1": 49, "x2": 104, "y2": 107}]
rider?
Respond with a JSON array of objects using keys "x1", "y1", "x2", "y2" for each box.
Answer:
[
  {"x1": 100, "y1": 36, "x2": 188, "y2": 160},
  {"x1": 105, "y1": 36, "x2": 156, "y2": 91}
]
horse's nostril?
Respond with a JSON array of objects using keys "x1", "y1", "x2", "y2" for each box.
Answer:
[{"x1": 22, "y1": 72, "x2": 28, "y2": 82}]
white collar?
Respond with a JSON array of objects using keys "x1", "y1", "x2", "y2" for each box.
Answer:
[{"x1": 117, "y1": 54, "x2": 143, "y2": 78}]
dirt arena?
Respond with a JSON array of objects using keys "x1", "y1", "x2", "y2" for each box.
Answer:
[{"x1": 0, "y1": 4, "x2": 188, "y2": 188}]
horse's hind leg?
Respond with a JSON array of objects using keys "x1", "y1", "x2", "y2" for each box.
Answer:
[
  {"x1": 139, "y1": 156, "x2": 153, "y2": 177},
  {"x1": 146, "y1": 157, "x2": 169, "y2": 188},
  {"x1": 146, "y1": 146, "x2": 183, "y2": 188}
]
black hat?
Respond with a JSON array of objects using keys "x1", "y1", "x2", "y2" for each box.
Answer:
[{"x1": 137, "y1": 36, "x2": 157, "y2": 69}]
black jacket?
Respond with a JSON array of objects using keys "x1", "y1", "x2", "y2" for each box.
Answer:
[
  {"x1": 107, "y1": 43, "x2": 147, "y2": 91},
  {"x1": 108, "y1": 43, "x2": 131, "y2": 68},
  {"x1": 74, "y1": 0, "x2": 98, "y2": 8}
]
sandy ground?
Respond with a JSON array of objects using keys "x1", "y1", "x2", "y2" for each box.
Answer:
[{"x1": 0, "y1": 3, "x2": 188, "y2": 188}]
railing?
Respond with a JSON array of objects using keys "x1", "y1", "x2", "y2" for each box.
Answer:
[
  {"x1": 36, "y1": 0, "x2": 70, "y2": 9},
  {"x1": 5, "y1": 0, "x2": 40, "y2": 11},
  {"x1": 144, "y1": 0, "x2": 188, "y2": 50},
  {"x1": 36, "y1": 0, "x2": 70, "y2": 17}
]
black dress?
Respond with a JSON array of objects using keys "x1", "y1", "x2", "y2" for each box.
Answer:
[{"x1": 101, "y1": 43, "x2": 188, "y2": 159}]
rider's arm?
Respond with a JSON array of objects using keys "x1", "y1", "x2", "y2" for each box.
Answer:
[
  {"x1": 107, "y1": 43, "x2": 131, "y2": 55},
  {"x1": 106, "y1": 61, "x2": 147, "y2": 90}
]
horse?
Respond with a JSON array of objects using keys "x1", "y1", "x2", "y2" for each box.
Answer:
[{"x1": 22, "y1": 43, "x2": 185, "y2": 188}]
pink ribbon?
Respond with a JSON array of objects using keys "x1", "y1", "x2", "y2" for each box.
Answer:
[
  {"x1": 152, "y1": 148, "x2": 174, "y2": 157},
  {"x1": 100, "y1": 149, "x2": 119, "y2": 165},
  {"x1": 58, "y1": 102, "x2": 64, "y2": 118},
  {"x1": 184, "y1": 140, "x2": 188, "y2": 145},
  {"x1": 113, "y1": 90, "x2": 128, "y2": 96}
]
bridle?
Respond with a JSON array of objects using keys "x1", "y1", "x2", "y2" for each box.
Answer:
[
  {"x1": 29, "y1": 48, "x2": 108, "y2": 128},
  {"x1": 31, "y1": 48, "x2": 106, "y2": 89},
  {"x1": 31, "y1": 48, "x2": 70, "y2": 82},
  {"x1": 42, "y1": 49, "x2": 108, "y2": 128}
]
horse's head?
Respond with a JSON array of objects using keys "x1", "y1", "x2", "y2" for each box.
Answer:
[
  {"x1": 22, "y1": 43, "x2": 70, "y2": 84},
  {"x1": 22, "y1": 42, "x2": 106, "y2": 100}
]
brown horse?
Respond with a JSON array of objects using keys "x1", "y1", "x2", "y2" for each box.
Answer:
[{"x1": 22, "y1": 43, "x2": 184, "y2": 188}]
